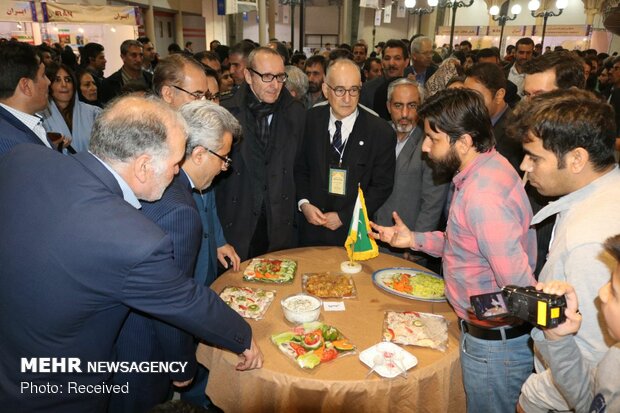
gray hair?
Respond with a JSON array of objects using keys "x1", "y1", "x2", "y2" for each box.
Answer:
[
  {"x1": 325, "y1": 58, "x2": 361, "y2": 84},
  {"x1": 179, "y1": 100, "x2": 242, "y2": 156},
  {"x1": 90, "y1": 95, "x2": 187, "y2": 163},
  {"x1": 120, "y1": 39, "x2": 142, "y2": 55},
  {"x1": 410, "y1": 36, "x2": 431, "y2": 55},
  {"x1": 247, "y1": 47, "x2": 282, "y2": 70},
  {"x1": 284, "y1": 65, "x2": 308, "y2": 99},
  {"x1": 387, "y1": 77, "x2": 424, "y2": 103}
]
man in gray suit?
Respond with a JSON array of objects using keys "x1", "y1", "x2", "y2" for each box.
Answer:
[{"x1": 374, "y1": 78, "x2": 449, "y2": 264}]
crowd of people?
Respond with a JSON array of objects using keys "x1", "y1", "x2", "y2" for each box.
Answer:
[{"x1": 0, "y1": 33, "x2": 619, "y2": 413}]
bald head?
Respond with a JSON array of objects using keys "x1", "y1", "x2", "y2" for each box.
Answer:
[{"x1": 323, "y1": 59, "x2": 362, "y2": 119}]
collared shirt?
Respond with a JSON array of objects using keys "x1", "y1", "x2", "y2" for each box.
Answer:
[
  {"x1": 181, "y1": 168, "x2": 196, "y2": 190},
  {"x1": 90, "y1": 152, "x2": 141, "y2": 209},
  {"x1": 491, "y1": 103, "x2": 509, "y2": 127},
  {"x1": 508, "y1": 64, "x2": 525, "y2": 97},
  {"x1": 530, "y1": 166, "x2": 620, "y2": 365},
  {"x1": 413, "y1": 149, "x2": 536, "y2": 326},
  {"x1": 328, "y1": 107, "x2": 358, "y2": 149},
  {"x1": 0, "y1": 103, "x2": 51, "y2": 148},
  {"x1": 121, "y1": 67, "x2": 147, "y2": 88},
  {"x1": 392, "y1": 123, "x2": 412, "y2": 159}
]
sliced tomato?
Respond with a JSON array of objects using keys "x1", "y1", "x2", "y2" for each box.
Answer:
[
  {"x1": 290, "y1": 342, "x2": 307, "y2": 356},
  {"x1": 320, "y1": 348, "x2": 338, "y2": 363}
]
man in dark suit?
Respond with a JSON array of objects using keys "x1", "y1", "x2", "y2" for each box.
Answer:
[
  {"x1": 464, "y1": 63, "x2": 522, "y2": 174},
  {"x1": 374, "y1": 78, "x2": 449, "y2": 264},
  {"x1": 404, "y1": 36, "x2": 438, "y2": 86},
  {"x1": 100, "y1": 40, "x2": 153, "y2": 104},
  {"x1": 360, "y1": 39, "x2": 410, "y2": 120},
  {"x1": 296, "y1": 58, "x2": 396, "y2": 246},
  {"x1": 217, "y1": 47, "x2": 306, "y2": 260},
  {"x1": 0, "y1": 41, "x2": 52, "y2": 155},
  {"x1": 0, "y1": 96, "x2": 262, "y2": 413}
]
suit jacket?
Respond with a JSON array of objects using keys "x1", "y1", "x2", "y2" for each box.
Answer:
[
  {"x1": 296, "y1": 105, "x2": 396, "y2": 246},
  {"x1": 0, "y1": 105, "x2": 46, "y2": 155},
  {"x1": 217, "y1": 84, "x2": 306, "y2": 260},
  {"x1": 374, "y1": 126, "x2": 449, "y2": 233},
  {"x1": 0, "y1": 146, "x2": 251, "y2": 413},
  {"x1": 108, "y1": 171, "x2": 201, "y2": 413},
  {"x1": 193, "y1": 185, "x2": 226, "y2": 286},
  {"x1": 99, "y1": 68, "x2": 153, "y2": 104},
  {"x1": 403, "y1": 64, "x2": 438, "y2": 85},
  {"x1": 493, "y1": 106, "x2": 524, "y2": 175}
]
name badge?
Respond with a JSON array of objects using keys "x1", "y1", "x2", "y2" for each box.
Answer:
[{"x1": 328, "y1": 167, "x2": 347, "y2": 196}]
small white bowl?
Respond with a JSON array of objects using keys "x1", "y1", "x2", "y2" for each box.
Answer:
[{"x1": 281, "y1": 293, "x2": 322, "y2": 324}]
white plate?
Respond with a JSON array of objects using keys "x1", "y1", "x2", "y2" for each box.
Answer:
[{"x1": 359, "y1": 342, "x2": 418, "y2": 378}]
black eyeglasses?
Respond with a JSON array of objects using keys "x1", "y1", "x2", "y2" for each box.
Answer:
[
  {"x1": 206, "y1": 148, "x2": 232, "y2": 169},
  {"x1": 249, "y1": 68, "x2": 288, "y2": 83},
  {"x1": 325, "y1": 83, "x2": 362, "y2": 97},
  {"x1": 171, "y1": 84, "x2": 220, "y2": 101}
]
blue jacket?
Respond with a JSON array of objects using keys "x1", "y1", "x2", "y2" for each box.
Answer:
[{"x1": 0, "y1": 104, "x2": 46, "y2": 156}]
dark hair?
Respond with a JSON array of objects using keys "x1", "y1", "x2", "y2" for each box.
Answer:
[
  {"x1": 506, "y1": 45, "x2": 516, "y2": 53},
  {"x1": 78, "y1": 43, "x2": 104, "y2": 68},
  {"x1": 363, "y1": 56, "x2": 381, "y2": 70},
  {"x1": 465, "y1": 63, "x2": 507, "y2": 96},
  {"x1": 75, "y1": 67, "x2": 98, "y2": 105},
  {"x1": 137, "y1": 36, "x2": 151, "y2": 44},
  {"x1": 202, "y1": 65, "x2": 219, "y2": 82},
  {"x1": 353, "y1": 43, "x2": 368, "y2": 54},
  {"x1": 418, "y1": 88, "x2": 495, "y2": 153},
  {"x1": 460, "y1": 40, "x2": 472, "y2": 49},
  {"x1": 451, "y1": 50, "x2": 466, "y2": 66},
  {"x1": 194, "y1": 50, "x2": 220, "y2": 63},
  {"x1": 120, "y1": 40, "x2": 142, "y2": 55},
  {"x1": 515, "y1": 37, "x2": 535, "y2": 48},
  {"x1": 185, "y1": 42, "x2": 192, "y2": 48},
  {"x1": 120, "y1": 82, "x2": 152, "y2": 96},
  {"x1": 382, "y1": 39, "x2": 409, "y2": 59},
  {"x1": 168, "y1": 43, "x2": 182, "y2": 54},
  {"x1": 230, "y1": 40, "x2": 256, "y2": 58},
  {"x1": 291, "y1": 52, "x2": 306, "y2": 65},
  {"x1": 477, "y1": 48, "x2": 500, "y2": 62},
  {"x1": 270, "y1": 41, "x2": 290, "y2": 65},
  {"x1": 446, "y1": 75, "x2": 466, "y2": 88},
  {"x1": 61, "y1": 45, "x2": 78, "y2": 71},
  {"x1": 522, "y1": 51, "x2": 585, "y2": 89},
  {"x1": 508, "y1": 88, "x2": 616, "y2": 171},
  {"x1": 305, "y1": 55, "x2": 327, "y2": 73},
  {"x1": 0, "y1": 42, "x2": 41, "y2": 99},
  {"x1": 215, "y1": 44, "x2": 230, "y2": 63},
  {"x1": 338, "y1": 43, "x2": 352, "y2": 51},
  {"x1": 604, "y1": 234, "x2": 620, "y2": 263},
  {"x1": 328, "y1": 48, "x2": 354, "y2": 62},
  {"x1": 45, "y1": 63, "x2": 78, "y2": 130}
]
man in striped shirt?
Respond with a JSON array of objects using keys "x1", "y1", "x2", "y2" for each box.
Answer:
[{"x1": 371, "y1": 88, "x2": 536, "y2": 413}]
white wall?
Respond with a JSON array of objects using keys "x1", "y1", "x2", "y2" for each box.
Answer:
[{"x1": 183, "y1": 14, "x2": 207, "y2": 52}]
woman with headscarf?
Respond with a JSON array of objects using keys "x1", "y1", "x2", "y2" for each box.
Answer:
[{"x1": 41, "y1": 63, "x2": 102, "y2": 152}]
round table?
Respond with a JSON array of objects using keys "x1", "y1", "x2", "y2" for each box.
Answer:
[{"x1": 196, "y1": 247, "x2": 465, "y2": 413}]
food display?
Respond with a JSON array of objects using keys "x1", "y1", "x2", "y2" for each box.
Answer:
[
  {"x1": 219, "y1": 286, "x2": 276, "y2": 319},
  {"x1": 281, "y1": 293, "x2": 322, "y2": 323},
  {"x1": 372, "y1": 268, "x2": 446, "y2": 302},
  {"x1": 302, "y1": 272, "x2": 357, "y2": 299},
  {"x1": 383, "y1": 311, "x2": 449, "y2": 351},
  {"x1": 243, "y1": 258, "x2": 297, "y2": 283},
  {"x1": 271, "y1": 322, "x2": 356, "y2": 369}
]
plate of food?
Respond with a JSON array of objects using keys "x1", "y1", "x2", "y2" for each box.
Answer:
[
  {"x1": 271, "y1": 322, "x2": 356, "y2": 369},
  {"x1": 383, "y1": 311, "x2": 449, "y2": 351},
  {"x1": 243, "y1": 258, "x2": 297, "y2": 283},
  {"x1": 359, "y1": 341, "x2": 418, "y2": 378},
  {"x1": 219, "y1": 286, "x2": 276, "y2": 319},
  {"x1": 372, "y1": 267, "x2": 445, "y2": 302},
  {"x1": 302, "y1": 272, "x2": 357, "y2": 299}
]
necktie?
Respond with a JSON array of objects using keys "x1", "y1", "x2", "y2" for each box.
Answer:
[{"x1": 332, "y1": 120, "x2": 343, "y2": 156}]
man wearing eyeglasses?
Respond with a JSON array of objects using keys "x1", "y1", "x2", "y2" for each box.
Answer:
[
  {"x1": 217, "y1": 47, "x2": 306, "y2": 261},
  {"x1": 295, "y1": 58, "x2": 395, "y2": 246},
  {"x1": 108, "y1": 56, "x2": 248, "y2": 412}
]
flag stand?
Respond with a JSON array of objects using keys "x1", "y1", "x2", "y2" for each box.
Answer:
[{"x1": 341, "y1": 260, "x2": 362, "y2": 274}]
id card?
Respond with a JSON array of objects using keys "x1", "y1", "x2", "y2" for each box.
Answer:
[{"x1": 328, "y1": 167, "x2": 347, "y2": 196}]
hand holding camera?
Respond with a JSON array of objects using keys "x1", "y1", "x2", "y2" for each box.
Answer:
[{"x1": 534, "y1": 281, "x2": 582, "y2": 341}]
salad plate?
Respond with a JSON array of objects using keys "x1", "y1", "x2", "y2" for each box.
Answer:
[{"x1": 372, "y1": 267, "x2": 445, "y2": 302}]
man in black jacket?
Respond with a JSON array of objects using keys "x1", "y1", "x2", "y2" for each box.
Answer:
[
  {"x1": 217, "y1": 47, "x2": 306, "y2": 260},
  {"x1": 100, "y1": 39, "x2": 153, "y2": 104}
]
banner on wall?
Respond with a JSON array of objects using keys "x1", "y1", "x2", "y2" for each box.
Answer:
[
  {"x1": 486, "y1": 25, "x2": 526, "y2": 36},
  {"x1": 225, "y1": 0, "x2": 257, "y2": 14},
  {"x1": 383, "y1": 3, "x2": 392, "y2": 23},
  {"x1": 436, "y1": 26, "x2": 479, "y2": 36},
  {"x1": 0, "y1": 0, "x2": 36, "y2": 22},
  {"x1": 361, "y1": 0, "x2": 380, "y2": 8},
  {"x1": 396, "y1": 0, "x2": 406, "y2": 18},
  {"x1": 42, "y1": 3, "x2": 140, "y2": 25},
  {"x1": 532, "y1": 24, "x2": 589, "y2": 36},
  {"x1": 374, "y1": 9, "x2": 382, "y2": 25}
]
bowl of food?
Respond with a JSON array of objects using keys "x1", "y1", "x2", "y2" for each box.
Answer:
[{"x1": 281, "y1": 293, "x2": 322, "y2": 323}]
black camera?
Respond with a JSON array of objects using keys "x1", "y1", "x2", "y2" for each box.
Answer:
[{"x1": 470, "y1": 285, "x2": 566, "y2": 328}]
